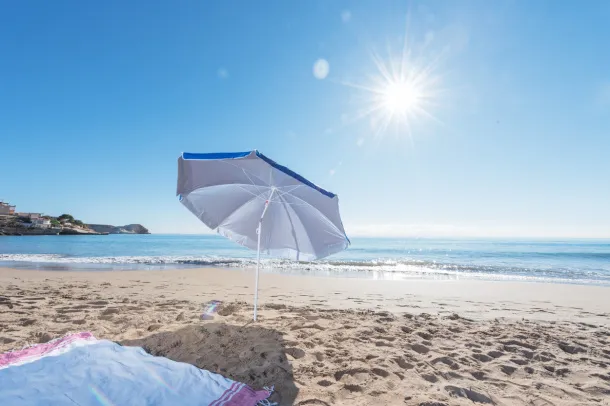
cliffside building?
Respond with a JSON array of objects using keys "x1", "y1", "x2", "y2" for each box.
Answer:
[
  {"x1": 0, "y1": 201, "x2": 16, "y2": 215},
  {"x1": 32, "y1": 218, "x2": 52, "y2": 229}
]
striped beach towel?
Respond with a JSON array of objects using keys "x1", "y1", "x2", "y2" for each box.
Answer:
[{"x1": 0, "y1": 332, "x2": 273, "y2": 406}]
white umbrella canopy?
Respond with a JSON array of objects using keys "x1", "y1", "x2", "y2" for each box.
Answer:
[{"x1": 177, "y1": 150, "x2": 349, "y2": 319}]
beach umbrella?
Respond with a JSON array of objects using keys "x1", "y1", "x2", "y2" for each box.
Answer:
[{"x1": 176, "y1": 151, "x2": 350, "y2": 320}]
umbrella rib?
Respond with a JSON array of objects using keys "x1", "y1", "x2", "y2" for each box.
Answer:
[
  {"x1": 276, "y1": 192, "x2": 304, "y2": 260},
  {"x1": 282, "y1": 192, "x2": 346, "y2": 241},
  {"x1": 215, "y1": 188, "x2": 268, "y2": 231},
  {"x1": 221, "y1": 158, "x2": 310, "y2": 194},
  {"x1": 216, "y1": 158, "x2": 315, "y2": 201},
  {"x1": 190, "y1": 183, "x2": 269, "y2": 202},
  {"x1": 235, "y1": 184, "x2": 270, "y2": 202},
  {"x1": 220, "y1": 160, "x2": 270, "y2": 191},
  {"x1": 240, "y1": 167, "x2": 266, "y2": 196},
  {"x1": 273, "y1": 185, "x2": 303, "y2": 201},
  {"x1": 271, "y1": 186, "x2": 315, "y2": 207}
]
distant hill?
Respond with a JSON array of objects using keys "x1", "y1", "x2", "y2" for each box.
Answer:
[
  {"x1": 0, "y1": 205, "x2": 150, "y2": 236},
  {"x1": 87, "y1": 224, "x2": 150, "y2": 234}
]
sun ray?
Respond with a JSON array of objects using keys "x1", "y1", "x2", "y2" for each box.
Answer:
[{"x1": 338, "y1": 81, "x2": 384, "y2": 94}]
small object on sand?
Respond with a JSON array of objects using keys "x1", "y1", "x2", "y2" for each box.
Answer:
[{"x1": 201, "y1": 300, "x2": 222, "y2": 320}]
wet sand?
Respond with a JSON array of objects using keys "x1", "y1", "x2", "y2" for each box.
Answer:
[{"x1": 1, "y1": 267, "x2": 609, "y2": 405}]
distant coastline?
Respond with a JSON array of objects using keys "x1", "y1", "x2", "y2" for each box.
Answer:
[
  {"x1": 0, "y1": 224, "x2": 150, "y2": 236},
  {"x1": 87, "y1": 224, "x2": 150, "y2": 235},
  {"x1": 0, "y1": 200, "x2": 149, "y2": 236}
]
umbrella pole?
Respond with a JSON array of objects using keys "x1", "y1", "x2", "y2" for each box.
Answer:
[
  {"x1": 254, "y1": 223, "x2": 262, "y2": 321},
  {"x1": 254, "y1": 188, "x2": 275, "y2": 321}
]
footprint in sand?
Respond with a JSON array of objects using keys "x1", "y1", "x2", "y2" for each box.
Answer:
[
  {"x1": 334, "y1": 367, "x2": 369, "y2": 382},
  {"x1": 510, "y1": 357, "x2": 529, "y2": 366},
  {"x1": 558, "y1": 342, "x2": 586, "y2": 354},
  {"x1": 500, "y1": 365, "x2": 517, "y2": 375},
  {"x1": 19, "y1": 319, "x2": 36, "y2": 327},
  {"x1": 487, "y1": 350, "x2": 504, "y2": 359},
  {"x1": 57, "y1": 308, "x2": 85, "y2": 314},
  {"x1": 285, "y1": 348, "x2": 306, "y2": 360},
  {"x1": 88, "y1": 300, "x2": 109, "y2": 306},
  {"x1": 393, "y1": 356, "x2": 414, "y2": 370},
  {"x1": 375, "y1": 340, "x2": 393, "y2": 347},
  {"x1": 371, "y1": 368, "x2": 390, "y2": 378},
  {"x1": 472, "y1": 353, "x2": 492, "y2": 362},
  {"x1": 591, "y1": 373, "x2": 610, "y2": 382},
  {"x1": 416, "y1": 331, "x2": 433, "y2": 340},
  {"x1": 410, "y1": 343, "x2": 430, "y2": 354},
  {"x1": 343, "y1": 384, "x2": 364, "y2": 393},
  {"x1": 555, "y1": 367, "x2": 570, "y2": 377},
  {"x1": 432, "y1": 356, "x2": 460, "y2": 370},
  {"x1": 502, "y1": 340, "x2": 537, "y2": 351},
  {"x1": 421, "y1": 372, "x2": 438, "y2": 383},
  {"x1": 445, "y1": 385, "x2": 494, "y2": 404}
]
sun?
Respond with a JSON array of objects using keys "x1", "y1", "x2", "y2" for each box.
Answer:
[
  {"x1": 340, "y1": 36, "x2": 443, "y2": 141},
  {"x1": 382, "y1": 80, "x2": 422, "y2": 115}
]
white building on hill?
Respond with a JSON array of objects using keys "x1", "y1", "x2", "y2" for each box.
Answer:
[{"x1": 32, "y1": 218, "x2": 52, "y2": 229}]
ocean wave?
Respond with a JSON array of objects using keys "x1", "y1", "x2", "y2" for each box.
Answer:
[
  {"x1": 0, "y1": 254, "x2": 249, "y2": 267},
  {"x1": 1, "y1": 253, "x2": 609, "y2": 285}
]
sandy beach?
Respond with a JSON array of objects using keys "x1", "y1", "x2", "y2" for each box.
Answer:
[{"x1": 1, "y1": 267, "x2": 609, "y2": 405}]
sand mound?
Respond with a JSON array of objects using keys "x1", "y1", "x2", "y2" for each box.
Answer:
[{"x1": 123, "y1": 323, "x2": 299, "y2": 404}]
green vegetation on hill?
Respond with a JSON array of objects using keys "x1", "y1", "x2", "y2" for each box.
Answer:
[{"x1": 56, "y1": 214, "x2": 87, "y2": 228}]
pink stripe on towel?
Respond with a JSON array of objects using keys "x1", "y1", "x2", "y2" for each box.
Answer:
[
  {"x1": 0, "y1": 332, "x2": 96, "y2": 369},
  {"x1": 209, "y1": 382, "x2": 240, "y2": 406},
  {"x1": 220, "y1": 384, "x2": 272, "y2": 406}
]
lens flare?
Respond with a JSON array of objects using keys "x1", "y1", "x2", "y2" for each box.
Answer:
[
  {"x1": 143, "y1": 364, "x2": 177, "y2": 393},
  {"x1": 89, "y1": 385, "x2": 118, "y2": 406}
]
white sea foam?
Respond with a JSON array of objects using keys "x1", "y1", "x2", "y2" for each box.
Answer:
[{"x1": 0, "y1": 253, "x2": 606, "y2": 285}]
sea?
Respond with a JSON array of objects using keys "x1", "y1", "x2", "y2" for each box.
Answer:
[{"x1": 0, "y1": 235, "x2": 609, "y2": 286}]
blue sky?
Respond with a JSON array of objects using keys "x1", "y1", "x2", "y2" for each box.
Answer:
[{"x1": 1, "y1": 1, "x2": 609, "y2": 238}]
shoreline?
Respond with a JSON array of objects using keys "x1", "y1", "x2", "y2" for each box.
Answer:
[
  {"x1": 2, "y1": 267, "x2": 610, "y2": 405},
  {"x1": 2, "y1": 261, "x2": 610, "y2": 288}
]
